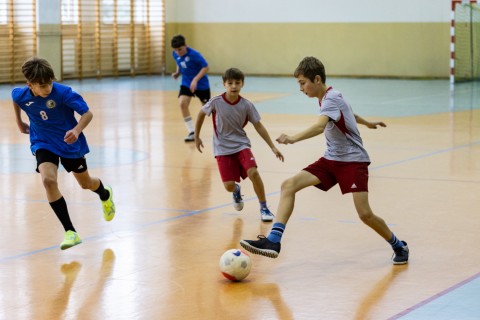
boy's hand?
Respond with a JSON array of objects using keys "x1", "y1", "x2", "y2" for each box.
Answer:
[
  {"x1": 64, "y1": 129, "x2": 79, "y2": 144},
  {"x1": 190, "y1": 80, "x2": 198, "y2": 93},
  {"x1": 272, "y1": 147, "x2": 284, "y2": 162},
  {"x1": 19, "y1": 122, "x2": 30, "y2": 134},
  {"x1": 172, "y1": 72, "x2": 180, "y2": 80},
  {"x1": 276, "y1": 134, "x2": 295, "y2": 145},
  {"x1": 365, "y1": 121, "x2": 386, "y2": 129},
  {"x1": 195, "y1": 136, "x2": 204, "y2": 153}
]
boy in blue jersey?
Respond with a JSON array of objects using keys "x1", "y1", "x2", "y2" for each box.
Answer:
[
  {"x1": 11, "y1": 57, "x2": 116, "y2": 250},
  {"x1": 240, "y1": 57, "x2": 409, "y2": 265},
  {"x1": 171, "y1": 35, "x2": 211, "y2": 142}
]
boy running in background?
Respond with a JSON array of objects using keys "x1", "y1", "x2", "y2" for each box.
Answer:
[{"x1": 171, "y1": 34, "x2": 211, "y2": 142}]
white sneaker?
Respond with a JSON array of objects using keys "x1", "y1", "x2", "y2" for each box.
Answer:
[
  {"x1": 260, "y1": 207, "x2": 274, "y2": 222},
  {"x1": 232, "y1": 184, "x2": 244, "y2": 211}
]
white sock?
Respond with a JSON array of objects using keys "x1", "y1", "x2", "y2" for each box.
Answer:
[{"x1": 184, "y1": 116, "x2": 194, "y2": 133}]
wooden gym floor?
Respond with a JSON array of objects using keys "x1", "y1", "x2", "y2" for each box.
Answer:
[{"x1": 0, "y1": 76, "x2": 479, "y2": 320}]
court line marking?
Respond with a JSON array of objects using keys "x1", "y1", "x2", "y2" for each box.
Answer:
[
  {"x1": 1, "y1": 134, "x2": 479, "y2": 317},
  {"x1": 387, "y1": 271, "x2": 480, "y2": 319},
  {"x1": 370, "y1": 140, "x2": 480, "y2": 171},
  {"x1": 1, "y1": 139, "x2": 479, "y2": 263},
  {"x1": 0, "y1": 198, "x2": 256, "y2": 263}
]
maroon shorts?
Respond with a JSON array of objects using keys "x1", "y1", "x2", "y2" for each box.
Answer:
[
  {"x1": 303, "y1": 157, "x2": 370, "y2": 194},
  {"x1": 216, "y1": 148, "x2": 257, "y2": 183}
]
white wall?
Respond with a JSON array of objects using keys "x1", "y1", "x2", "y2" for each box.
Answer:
[{"x1": 165, "y1": 0, "x2": 451, "y2": 23}]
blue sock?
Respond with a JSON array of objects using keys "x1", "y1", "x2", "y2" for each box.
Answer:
[
  {"x1": 388, "y1": 233, "x2": 403, "y2": 249},
  {"x1": 234, "y1": 184, "x2": 240, "y2": 194},
  {"x1": 267, "y1": 222, "x2": 285, "y2": 243},
  {"x1": 260, "y1": 201, "x2": 267, "y2": 209}
]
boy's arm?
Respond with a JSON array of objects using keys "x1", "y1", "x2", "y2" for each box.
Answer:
[
  {"x1": 172, "y1": 65, "x2": 181, "y2": 80},
  {"x1": 354, "y1": 114, "x2": 386, "y2": 129},
  {"x1": 13, "y1": 102, "x2": 30, "y2": 134},
  {"x1": 190, "y1": 66, "x2": 209, "y2": 92},
  {"x1": 64, "y1": 110, "x2": 93, "y2": 144},
  {"x1": 277, "y1": 115, "x2": 329, "y2": 145},
  {"x1": 252, "y1": 121, "x2": 284, "y2": 162},
  {"x1": 194, "y1": 110, "x2": 207, "y2": 153}
]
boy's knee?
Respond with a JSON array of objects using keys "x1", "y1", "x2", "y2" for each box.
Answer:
[
  {"x1": 224, "y1": 182, "x2": 236, "y2": 193},
  {"x1": 281, "y1": 178, "x2": 296, "y2": 193},
  {"x1": 247, "y1": 168, "x2": 260, "y2": 180},
  {"x1": 42, "y1": 176, "x2": 57, "y2": 189},
  {"x1": 357, "y1": 210, "x2": 374, "y2": 224}
]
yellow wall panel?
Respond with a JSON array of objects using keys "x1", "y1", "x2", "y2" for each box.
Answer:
[{"x1": 166, "y1": 22, "x2": 449, "y2": 79}]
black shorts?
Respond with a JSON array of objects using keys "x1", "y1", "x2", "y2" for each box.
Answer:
[
  {"x1": 179, "y1": 85, "x2": 211, "y2": 104},
  {"x1": 35, "y1": 149, "x2": 88, "y2": 173}
]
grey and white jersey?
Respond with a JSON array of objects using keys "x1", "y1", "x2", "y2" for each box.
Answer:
[
  {"x1": 319, "y1": 87, "x2": 370, "y2": 163},
  {"x1": 201, "y1": 93, "x2": 261, "y2": 156}
]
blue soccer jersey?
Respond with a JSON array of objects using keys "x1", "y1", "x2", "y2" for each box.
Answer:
[
  {"x1": 12, "y1": 82, "x2": 90, "y2": 158},
  {"x1": 173, "y1": 47, "x2": 210, "y2": 90}
]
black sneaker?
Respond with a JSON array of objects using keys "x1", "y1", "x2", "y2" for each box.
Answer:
[
  {"x1": 184, "y1": 132, "x2": 194, "y2": 142},
  {"x1": 392, "y1": 241, "x2": 409, "y2": 265},
  {"x1": 240, "y1": 235, "x2": 280, "y2": 258}
]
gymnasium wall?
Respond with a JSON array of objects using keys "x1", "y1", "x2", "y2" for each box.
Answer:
[{"x1": 165, "y1": 0, "x2": 451, "y2": 79}]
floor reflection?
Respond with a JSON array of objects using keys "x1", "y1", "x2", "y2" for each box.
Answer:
[
  {"x1": 76, "y1": 248, "x2": 116, "y2": 319},
  {"x1": 219, "y1": 282, "x2": 294, "y2": 320},
  {"x1": 354, "y1": 265, "x2": 408, "y2": 320},
  {"x1": 37, "y1": 261, "x2": 82, "y2": 320}
]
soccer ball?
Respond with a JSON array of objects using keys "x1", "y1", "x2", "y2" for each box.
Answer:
[{"x1": 219, "y1": 249, "x2": 252, "y2": 281}]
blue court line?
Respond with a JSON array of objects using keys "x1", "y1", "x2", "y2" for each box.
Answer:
[
  {"x1": 0, "y1": 195, "x2": 262, "y2": 264},
  {"x1": 388, "y1": 272, "x2": 480, "y2": 319},
  {"x1": 0, "y1": 245, "x2": 60, "y2": 263},
  {"x1": 0, "y1": 195, "x2": 194, "y2": 214},
  {"x1": 2, "y1": 138, "x2": 480, "y2": 317},
  {"x1": 372, "y1": 175, "x2": 480, "y2": 184},
  {"x1": 370, "y1": 140, "x2": 480, "y2": 171},
  {"x1": 1, "y1": 139, "x2": 478, "y2": 263}
]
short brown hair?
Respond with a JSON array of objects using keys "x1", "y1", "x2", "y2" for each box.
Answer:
[
  {"x1": 21, "y1": 57, "x2": 56, "y2": 84},
  {"x1": 222, "y1": 68, "x2": 244, "y2": 83},
  {"x1": 294, "y1": 56, "x2": 326, "y2": 84},
  {"x1": 171, "y1": 35, "x2": 186, "y2": 48}
]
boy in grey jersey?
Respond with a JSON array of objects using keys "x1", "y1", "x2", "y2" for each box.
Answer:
[
  {"x1": 240, "y1": 57, "x2": 409, "y2": 265},
  {"x1": 195, "y1": 68, "x2": 284, "y2": 222}
]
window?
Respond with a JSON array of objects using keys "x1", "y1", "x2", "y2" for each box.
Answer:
[
  {"x1": 0, "y1": 1, "x2": 7, "y2": 24},
  {"x1": 0, "y1": 0, "x2": 164, "y2": 82},
  {"x1": 0, "y1": 0, "x2": 36, "y2": 84},
  {"x1": 60, "y1": 0, "x2": 165, "y2": 79}
]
